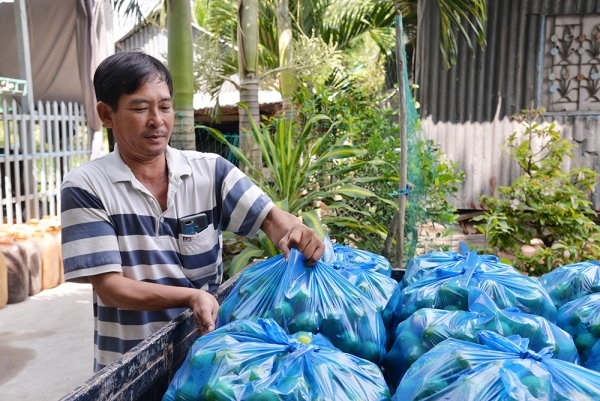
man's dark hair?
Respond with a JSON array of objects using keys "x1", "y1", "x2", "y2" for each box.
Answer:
[{"x1": 94, "y1": 50, "x2": 173, "y2": 111}]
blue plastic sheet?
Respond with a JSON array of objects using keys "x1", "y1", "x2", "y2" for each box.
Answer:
[
  {"x1": 383, "y1": 290, "x2": 579, "y2": 391},
  {"x1": 556, "y1": 292, "x2": 600, "y2": 369},
  {"x1": 163, "y1": 319, "x2": 391, "y2": 401},
  {"x1": 391, "y1": 250, "x2": 557, "y2": 326},
  {"x1": 394, "y1": 331, "x2": 600, "y2": 401},
  {"x1": 217, "y1": 249, "x2": 386, "y2": 363},
  {"x1": 403, "y1": 243, "x2": 519, "y2": 287},
  {"x1": 540, "y1": 260, "x2": 600, "y2": 308}
]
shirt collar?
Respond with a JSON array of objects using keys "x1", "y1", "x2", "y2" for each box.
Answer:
[{"x1": 106, "y1": 143, "x2": 192, "y2": 184}]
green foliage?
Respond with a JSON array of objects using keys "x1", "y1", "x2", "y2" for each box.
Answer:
[
  {"x1": 208, "y1": 103, "x2": 394, "y2": 275},
  {"x1": 403, "y1": 139, "x2": 465, "y2": 261},
  {"x1": 474, "y1": 105, "x2": 600, "y2": 275},
  {"x1": 294, "y1": 81, "x2": 464, "y2": 266}
]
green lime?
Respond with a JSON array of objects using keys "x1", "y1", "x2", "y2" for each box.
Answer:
[
  {"x1": 333, "y1": 330, "x2": 361, "y2": 355},
  {"x1": 319, "y1": 316, "x2": 345, "y2": 339},
  {"x1": 274, "y1": 301, "x2": 294, "y2": 322},
  {"x1": 245, "y1": 388, "x2": 281, "y2": 401},
  {"x1": 238, "y1": 283, "x2": 257, "y2": 297},
  {"x1": 555, "y1": 282, "x2": 573, "y2": 300},
  {"x1": 575, "y1": 332, "x2": 598, "y2": 353},
  {"x1": 291, "y1": 289, "x2": 313, "y2": 312},
  {"x1": 403, "y1": 344, "x2": 425, "y2": 369},
  {"x1": 437, "y1": 282, "x2": 468, "y2": 307},
  {"x1": 288, "y1": 311, "x2": 318, "y2": 334},
  {"x1": 297, "y1": 332, "x2": 313, "y2": 345},
  {"x1": 346, "y1": 303, "x2": 367, "y2": 319},
  {"x1": 570, "y1": 312, "x2": 582, "y2": 326},
  {"x1": 357, "y1": 340, "x2": 381, "y2": 363},
  {"x1": 397, "y1": 329, "x2": 421, "y2": 349},
  {"x1": 247, "y1": 365, "x2": 269, "y2": 381},
  {"x1": 591, "y1": 322, "x2": 600, "y2": 338},
  {"x1": 175, "y1": 380, "x2": 199, "y2": 401},
  {"x1": 190, "y1": 349, "x2": 216, "y2": 370},
  {"x1": 520, "y1": 375, "x2": 549, "y2": 399},
  {"x1": 413, "y1": 376, "x2": 447, "y2": 400},
  {"x1": 512, "y1": 321, "x2": 539, "y2": 339},
  {"x1": 202, "y1": 380, "x2": 236, "y2": 401},
  {"x1": 422, "y1": 323, "x2": 451, "y2": 342},
  {"x1": 563, "y1": 324, "x2": 577, "y2": 336}
]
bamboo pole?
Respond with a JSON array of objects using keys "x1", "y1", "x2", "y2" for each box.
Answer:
[{"x1": 395, "y1": 11, "x2": 408, "y2": 269}]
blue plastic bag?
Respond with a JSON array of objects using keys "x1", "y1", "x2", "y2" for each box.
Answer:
[
  {"x1": 330, "y1": 243, "x2": 392, "y2": 277},
  {"x1": 162, "y1": 319, "x2": 391, "y2": 401},
  {"x1": 218, "y1": 249, "x2": 387, "y2": 363},
  {"x1": 556, "y1": 292, "x2": 600, "y2": 368},
  {"x1": 540, "y1": 260, "x2": 600, "y2": 308},
  {"x1": 394, "y1": 331, "x2": 600, "y2": 401},
  {"x1": 331, "y1": 260, "x2": 400, "y2": 330},
  {"x1": 391, "y1": 250, "x2": 557, "y2": 326},
  {"x1": 382, "y1": 290, "x2": 578, "y2": 391},
  {"x1": 403, "y1": 243, "x2": 518, "y2": 287}
]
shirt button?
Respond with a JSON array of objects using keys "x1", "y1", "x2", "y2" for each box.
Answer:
[{"x1": 159, "y1": 217, "x2": 164, "y2": 222}]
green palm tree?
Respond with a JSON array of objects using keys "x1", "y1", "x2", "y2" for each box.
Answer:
[{"x1": 196, "y1": 0, "x2": 487, "y2": 116}]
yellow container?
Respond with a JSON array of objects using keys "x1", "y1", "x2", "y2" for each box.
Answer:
[
  {"x1": 37, "y1": 216, "x2": 64, "y2": 284},
  {"x1": 30, "y1": 229, "x2": 61, "y2": 290},
  {"x1": 29, "y1": 218, "x2": 62, "y2": 290},
  {"x1": 0, "y1": 251, "x2": 7, "y2": 308}
]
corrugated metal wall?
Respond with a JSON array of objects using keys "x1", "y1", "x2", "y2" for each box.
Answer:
[
  {"x1": 416, "y1": 0, "x2": 600, "y2": 210},
  {"x1": 115, "y1": 22, "x2": 208, "y2": 62},
  {"x1": 116, "y1": 24, "x2": 169, "y2": 61}
]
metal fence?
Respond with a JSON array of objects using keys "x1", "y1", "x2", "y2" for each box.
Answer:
[{"x1": 0, "y1": 99, "x2": 90, "y2": 224}]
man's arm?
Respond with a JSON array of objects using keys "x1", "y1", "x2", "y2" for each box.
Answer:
[
  {"x1": 87, "y1": 272, "x2": 220, "y2": 336},
  {"x1": 260, "y1": 206, "x2": 325, "y2": 266}
]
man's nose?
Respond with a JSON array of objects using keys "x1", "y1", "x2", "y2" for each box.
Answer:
[{"x1": 147, "y1": 107, "x2": 164, "y2": 127}]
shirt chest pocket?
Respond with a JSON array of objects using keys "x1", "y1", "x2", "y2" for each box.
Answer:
[{"x1": 178, "y1": 226, "x2": 216, "y2": 257}]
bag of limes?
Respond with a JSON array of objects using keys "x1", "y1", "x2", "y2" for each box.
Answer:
[
  {"x1": 391, "y1": 250, "x2": 557, "y2": 327},
  {"x1": 394, "y1": 331, "x2": 600, "y2": 401},
  {"x1": 330, "y1": 243, "x2": 393, "y2": 277},
  {"x1": 218, "y1": 249, "x2": 386, "y2": 363},
  {"x1": 163, "y1": 319, "x2": 391, "y2": 401},
  {"x1": 403, "y1": 243, "x2": 518, "y2": 287},
  {"x1": 382, "y1": 290, "x2": 578, "y2": 392},
  {"x1": 556, "y1": 292, "x2": 600, "y2": 368},
  {"x1": 332, "y1": 260, "x2": 400, "y2": 330},
  {"x1": 540, "y1": 260, "x2": 600, "y2": 308}
]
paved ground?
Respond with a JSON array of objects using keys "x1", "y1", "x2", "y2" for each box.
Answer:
[{"x1": 0, "y1": 282, "x2": 95, "y2": 401}]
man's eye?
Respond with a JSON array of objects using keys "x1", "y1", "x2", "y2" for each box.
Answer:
[{"x1": 129, "y1": 108, "x2": 147, "y2": 112}]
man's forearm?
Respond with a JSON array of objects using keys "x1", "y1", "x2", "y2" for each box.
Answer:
[{"x1": 88, "y1": 272, "x2": 197, "y2": 311}]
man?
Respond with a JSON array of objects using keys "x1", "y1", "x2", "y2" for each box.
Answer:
[{"x1": 60, "y1": 51, "x2": 325, "y2": 372}]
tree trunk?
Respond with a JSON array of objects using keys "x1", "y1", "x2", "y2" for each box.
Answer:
[
  {"x1": 168, "y1": 0, "x2": 195, "y2": 150},
  {"x1": 237, "y1": 0, "x2": 262, "y2": 174},
  {"x1": 276, "y1": 0, "x2": 294, "y2": 115}
]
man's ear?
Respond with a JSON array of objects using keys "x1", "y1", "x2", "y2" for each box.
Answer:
[{"x1": 96, "y1": 101, "x2": 114, "y2": 129}]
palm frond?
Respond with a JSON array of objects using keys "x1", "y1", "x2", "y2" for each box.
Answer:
[{"x1": 437, "y1": 0, "x2": 487, "y2": 68}]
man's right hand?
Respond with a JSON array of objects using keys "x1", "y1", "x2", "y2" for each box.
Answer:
[
  {"x1": 88, "y1": 272, "x2": 221, "y2": 336},
  {"x1": 188, "y1": 290, "x2": 220, "y2": 336}
]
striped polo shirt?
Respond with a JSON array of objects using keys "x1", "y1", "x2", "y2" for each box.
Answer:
[{"x1": 60, "y1": 144, "x2": 274, "y2": 371}]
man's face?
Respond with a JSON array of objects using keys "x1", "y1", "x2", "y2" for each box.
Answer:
[{"x1": 98, "y1": 76, "x2": 174, "y2": 161}]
